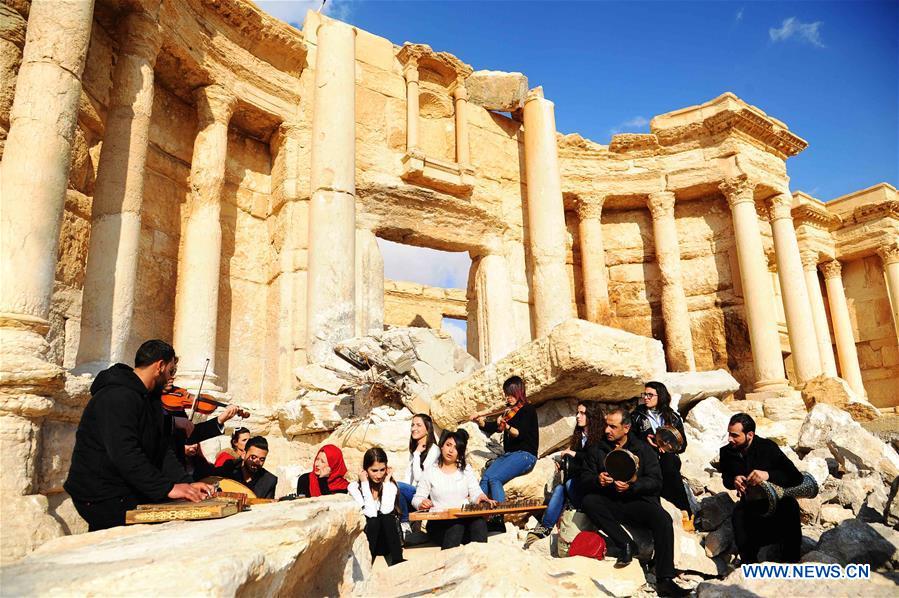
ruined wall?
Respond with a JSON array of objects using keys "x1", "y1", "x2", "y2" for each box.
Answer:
[{"x1": 383, "y1": 280, "x2": 467, "y2": 330}]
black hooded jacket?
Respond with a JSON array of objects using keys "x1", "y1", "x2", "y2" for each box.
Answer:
[
  {"x1": 64, "y1": 364, "x2": 191, "y2": 502},
  {"x1": 579, "y1": 432, "x2": 663, "y2": 502}
]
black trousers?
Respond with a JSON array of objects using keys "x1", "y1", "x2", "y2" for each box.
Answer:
[
  {"x1": 427, "y1": 517, "x2": 488, "y2": 550},
  {"x1": 581, "y1": 493, "x2": 675, "y2": 578},
  {"x1": 364, "y1": 512, "x2": 404, "y2": 566},
  {"x1": 732, "y1": 496, "x2": 801, "y2": 564},
  {"x1": 72, "y1": 495, "x2": 139, "y2": 532},
  {"x1": 659, "y1": 452, "x2": 691, "y2": 514}
]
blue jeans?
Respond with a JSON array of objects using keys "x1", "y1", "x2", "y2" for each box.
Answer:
[
  {"x1": 397, "y1": 481, "x2": 416, "y2": 523},
  {"x1": 541, "y1": 478, "x2": 582, "y2": 528},
  {"x1": 479, "y1": 451, "x2": 537, "y2": 502}
]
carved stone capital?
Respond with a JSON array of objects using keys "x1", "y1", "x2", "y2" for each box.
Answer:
[
  {"x1": 719, "y1": 176, "x2": 755, "y2": 208},
  {"x1": 402, "y1": 60, "x2": 419, "y2": 82},
  {"x1": 452, "y1": 81, "x2": 468, "y2": 102},
  {"x1": 194, "y1": 84, "x2": 237, "y2": 127},
  {"x1": 820, "y1": 259, "x2": 842, "y2": 280},
  {"x1": 118, "y1": 11, "x2": 162, "y2": 63},
  {"x1": 800, "y1": 249, "x2": 820, "y2": 270},
  {"x1": 768, "y1": 193, "x2": 794, "y2": 221},
  {"x1": 877, "y1": 242, "x2": 899, "y2": 266},
  {"x1": 576, "y1": 198, "x2": 604, "y2": 221},
  {"x1": 647, "y1": 191, "x2": 676, "y2": 220}
]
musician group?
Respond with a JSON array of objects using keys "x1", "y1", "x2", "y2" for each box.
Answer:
[{"x1": 65, "y1": 339, "x2": 806, "y2": 597}]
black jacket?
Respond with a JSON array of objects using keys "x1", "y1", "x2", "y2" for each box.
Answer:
[
  {"x1": 480, "y1": 403, "x2": 539, "y2": 457},
  {"x1": 164, "y1": 412, "x2": 224, "y2": 469},
  {"x1": 579, "y1": 433, "x2": 663, "y2": 502},
  {"x1": 296, "y1": 472, "x2": 348, "y2": 497},
  {"x1": 64, "y1": 364, "x2": 190, "y2": 502},
  {"x1": 719, "y1": 436, "x2": 803, "y2": 490},
  {"x1": 217, "y1": 460, "x2": 278, "y2": 499},
  {"x1": 631, "y1": 405, "x2": 688, "y2": 454}
]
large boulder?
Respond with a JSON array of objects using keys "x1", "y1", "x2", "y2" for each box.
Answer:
[
  {"x1": 697, "y1": 492, "x2": 736, "y2": 532},
  {"x1": 681, "y1": 399, "x2": 733, "y2": 488},
  {"x1": 797, "y1": 403, "x2": 855, "y2": 452},
  {"x1": 820, "y1": 504, "x2": 855, "y2": 526},
  {"x1": 836, "y1": 473, "x2": 882, "y2": 514},
  {"x1": 651, "y1": 369, "x2": 739, "y2": 412},
  {"x1": 816, "y1": 519, "x2": 898, "y2": 567},
  {"x1": 801, "y1": 375, "x2": 880, "y2": 422},
  {"x1": 827, "y1": 425, "x2": 899, "y2": 484},
  {"x1": 429, "y1": 319, "x2": 665, "y2": 428},
  {"x1": 0, "y1": 495, "x2": 65, "y2": 566},
  {"x1": 0, "y1": 497, "x2": 368, "y2": 595},
  {"x1": 660, "y1": 499, "x2": 721, "y2": 575},
  {"x1": 703, "y1": 520, "x2": 734, "y2": 558},
  {"x1": 535, "y1": 398, "x2": 577, "y2": 457},
  {"x1": 464, "y1": 70, "x2": 529, "y2": 112}
]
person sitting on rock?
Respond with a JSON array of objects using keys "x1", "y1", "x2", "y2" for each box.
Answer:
[
  {"x1": 720, "y1": 412, "x2": 803, "y2": 564},
  {"x1": 631, "y1": 381, "x2": 694, "y2": 530},
  {"x1": 412, "y1": 429, "x2": 496, "y2": 549},
  {"x1": 579, "y1": 408, "x2": 688, "y2": 598},
  {"x1": 219, "y1": 436, "x2": 278, "y2": 499},
  {"x1": 526, "y1": 401, "x2": 604, "y2": 546},
  {"x1": 396, "y1": 413, "x2": 439, "y2": 537},
  {"x1": 470, "y1": 376, "x2": 539, "y2": 521},
  {"x1": 296, "y1": 444, "x2": 350, "y2": 497},
  {"x1": 215, "y1": 427, "x2": 250, "y2": 467},
  {"x1": 348, "y1": 447, "x2": 405, "y2": 567}
]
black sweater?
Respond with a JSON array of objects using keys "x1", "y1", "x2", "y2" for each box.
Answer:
[
  {"x1": 296, "y1": 472, "x2": 348, "y2": 497},
  {"x1": 480, "y1": 403, "x2": 539, "y2": 457},
  {"x1": 579, "y1": 433, "x2": 663, "y2": 502},
  {"x1": 215, "y1": 460, "x2": 278, "y2": 499},
  {"x1": 719, "y1": 436, "x2": 803, "y2": 491},
  {"x1": 64, "y1": 364, "x2": 191, "y2": 502}
]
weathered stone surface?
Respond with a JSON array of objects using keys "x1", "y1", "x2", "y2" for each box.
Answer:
[
  {"x1": 798, "y1": 453, "x2": 830, "y2": 486},
  {"x1": 756, "y1": 418, "x2": 803, "y2": 447},
  {"x1": 837, "y1": 473, "x2": 881, "y2": 513},
  {"x1": 652, "y1": 369, "x2": 739, "y2": 412},
  {"x1": 801, "y1": 375, "x2": 881, "y2": 422},
  {"x1": 817, "y1": 519, "x2": 898, "y2": 567},
  {"x1": 704, "y1": 520, "x2": 734, "y2": 558},
  {"x1": 535, "y1": 398, "x2": 577, "y2": 456},
  {"x1": 0, "y1": 497, "x2": 367, "y2": 594},
  {"x1": 697, "y1": 561, "x2": 898, "y2": 597},
  {"x1": 661, "y1": 498, "x2": 721, "y2": 575},
  {"x1": 762, "y1": 393, "x2": 808, "y2": 421},
  {"x1": 294, "y1": 363, "x2": 349, "y2": 394},
  {"x1": 828, "y1": 424, "x2": 899, "y2": 483},
  {"x1": 681, "y1": 398, "x2": 733, "y2": 487},
  {"x1": 464, "y1": 70, "x2": 528, "y2": 112},
  {"x1": 800, "y1": 550, "x2": 841, "y2": 564},
  {"x1": 697, "y1": 492, "x2": 735, "y2": 532},
  {"x1": 430, "y1": 319, "x2": 665, "y2": 428},
  {"x1": 820, "y1": 503, "x2": 855, "y2": 526},
  {"x1": 276, "y1": 391, "x2": 354, "y2": 436},
  {"x1": 0, "y1": 495, "x2": 65, "y2": 566},
  {"x1": 797, "y1": 403, "x2": 856, "y2": 452}
]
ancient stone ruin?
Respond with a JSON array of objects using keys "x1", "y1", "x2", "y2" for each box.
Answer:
[{"x1": 1, "y1": 0, "x2": 897, "y2": 595}]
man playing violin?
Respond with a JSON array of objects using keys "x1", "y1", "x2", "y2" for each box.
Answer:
[
  {"x1": 579, "y1": 408, "x2": 688, "y2": 598},
  {"x1": 64, "y1": 340, "x2": 215, "y2": 531}
]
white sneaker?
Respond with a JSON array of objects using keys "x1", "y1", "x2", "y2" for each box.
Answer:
[{"x1": 401, "y1": 522, "x2": 412, "y2": 535}]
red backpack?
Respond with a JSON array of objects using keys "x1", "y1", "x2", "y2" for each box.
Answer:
[{"x1": 567, "y1": 531, "x2": 607, "y2": 560}]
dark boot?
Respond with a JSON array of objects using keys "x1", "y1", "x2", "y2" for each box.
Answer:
[
  {"x1": 614, "y1": 540, "x2": 636, "y2": 567},
  {"x1": 656, "y1": 577, "x2": 690, "y2": 597}
]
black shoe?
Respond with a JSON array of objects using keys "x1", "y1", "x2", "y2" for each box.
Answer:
[
  {"x1": 614, "y1": 540, "x2": 635, "y2": 567},
  {"x1": 486, "y1": 515, "x2": 505, "y2": 533},
  {"x1": 655, "y1": 577, "x2": 690, "y2": 597}
]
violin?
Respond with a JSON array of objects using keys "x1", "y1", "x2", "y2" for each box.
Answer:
[{"x1": 161, "y1": 386, "x2": 250, "y2": 419}]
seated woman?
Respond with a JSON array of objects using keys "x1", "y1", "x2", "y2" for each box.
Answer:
[
  {"x1": 412, "y1": 429, "x2": 494, "y2": 550},
  {"x1": 215, "y1": 427, "x2": 250, "y2": 467},
  {"x1": 471, "y1": 376, "x2": 539, "y2": 504},
  {"x1": 297, "y1": 444, "x2": 350, "y2": 497},
  {"x1": 526, "y1": 401, "x2": 604, "y2": 544},
  {"x1": 348, "y1": 447, "x2": 404, "y2": 567},
  {"x1": 631, "y1": 381, "x2": 693, "y2": 530},
  {"x1": 396, "y1": 413, "x2": 439, "y2": 534}
]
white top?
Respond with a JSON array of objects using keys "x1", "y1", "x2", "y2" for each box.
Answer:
[
  {"x1": 403, "y1": 444, "x2": 440, "y2": 486},
  {"x1": 348, "y1": 479, "x2": 398, "y2": 518},
  {"x1": 411, "y1": 464, "x2": 483, "y2": 511}
]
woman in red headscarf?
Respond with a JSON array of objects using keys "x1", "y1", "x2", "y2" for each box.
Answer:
[{"x1": 296, "y1": 444, "x2": 350, "y2": 497}]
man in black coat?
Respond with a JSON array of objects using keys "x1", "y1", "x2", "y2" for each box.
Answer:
[
  {"x1": 719, "y1": 413, "x2": 804, "y2": 563},
  {"x1": 64, "y1": 340, "x2": 214, "y2": 531},
  {"x1": 216, "y1": 436, "x2": 278, "y2": 499},
  {"x1": 580, "y1": 408, "x2": 687, "y2": 598}
]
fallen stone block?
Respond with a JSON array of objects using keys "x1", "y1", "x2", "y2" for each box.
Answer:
[
  {"x1": 723, "y1": 398, "x2": 765, "y2": 419},
  {"x1": 837, "y1": 473, "x2": 882, "y2": 514},
  {"x1": 798, "y1": 453, "x2": 830, "y2": 486},
  {"x1": 276, "y1": 391, "x2": 354, "y2": 437},
  {"x1": 661, "y1": 499, "x2": 721, "y2": 575},
  {"x1": 535, "y1": 398, "x2": 577, "y2": 457},
  {"x1": 464, "y1": 70, "x2": 529, "y2": 112},
  {"x1": 429, "y1": 319, "x2": 665, "y2": 428},
  {"x1": 0, "y1": 497, "x2": 368, "y2": 596},
  {"x1": 756, "y1": 418, "x2": 803, "y2": 447},
  {"x1": 697, "y1": 492, "x2": 735, "y2": 532},
  {"x1": 294, "y1": 363, "x2": 348, "y2": 395},
  {"x1": 703, "y1": 520, "x2": 734, "y2": 558},
  {"x1": 801, "y1": 375, "x2": 880, "y2": 422},
  {"x1": 762, "y1": 393, "x2": 808, "y2": 421},
  {"x1": 651, "y1": 369, "x2": 739, "y2": 412},
  {"x1": 0, "y1": 495, "x2": 65, "y2": 566},
  {"x1": 796, "y1": 403, "x2": 856, "y2": 452},
  {"x1": 819, "y1": 504, "x2": 854, "y2": 526},
  {"x1": 827, "y1": 424, "x2": 899, "y2": 484},
  {"x1": 817, "y1": 519, "x2": 897, "y2": 567}
]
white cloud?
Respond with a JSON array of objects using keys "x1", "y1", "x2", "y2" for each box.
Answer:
[
  {"x1": 442, "y1": 318, "x2": 468, "y2": 349},
  {"x1": 256, "y1": 0, "x2": 354, "y2": 28},
  {"x1": 609, "y1": 116, "x2": 650, "y2": 136},
  {"x1": 377, "y1": 238, "x2": 471, "y2": 290},
  {"x1": 735, "y1": 8, "x2": 744, "y2": 22},
  {"x1": 769, "y1": 17, "x2": 825, "y2": 48}
]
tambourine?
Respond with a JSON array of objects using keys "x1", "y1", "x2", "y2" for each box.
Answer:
[
  {"x1": 604, "y1": 448, "x2": 640, "y2": 483},
  {"x1": 655, "y1": 426, "x2": 684, "y2": 453},
  {"x1": 743, "y1": 472, "x2": 819, "y2": 517}
]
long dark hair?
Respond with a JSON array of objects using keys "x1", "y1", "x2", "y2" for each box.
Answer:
[
  {"x1": 571, "y1": 401, "x2": 605, "y2": 449},
  {"x1": 437, "y1": 429, "x2": 469, "y2": 472},
  {"x1": 408, "y1": 413, "x2": 436, "y2": 467},
  {"x1": 230, "y1": 427, "x2": 250, "y2": 450},
  {"x1": 644, "y1": 381, "x2": 678, "y2": 426},
  {"x1": 362, "y1": 447, "x2": 399, "y2": 513},
  {"x1": 503, "y1": 376, "x2": 527, "y2": 404}
]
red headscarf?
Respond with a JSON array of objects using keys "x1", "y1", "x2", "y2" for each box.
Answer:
[{"x1": 309, "y1": 444, "x2": 349, "y2": 497}]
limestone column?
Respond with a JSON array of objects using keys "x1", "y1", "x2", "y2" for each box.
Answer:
[
  {"x1": 0, "y1": 0, "x2": 94, "y2": 382},
  {"x1": 306, "y1": 20, "x2": 356, "y2": 363},
  {"x1": 821, "y1": 260, "x2": 866, "y2": 396},
  {"x1": 403, "y1": 59, "x2": 419, "y2": 152},
  {"x1": 474, "y1": 253, "x2": 518, "y2": 363},
  {"x1": 878, "y1": 242, "x2": 899, "y2": 344},
  {"x1": 719, "y1": 178, "x2": 790, "y2": 393},
  {"x1": 75, "y1": 11, "x2": 162, "y2": 373},
  {"x1": 767, "y1": 193, "x2": 822, "y2": 382},
  {"x1": 801, "y1": 250, "x2": 838, "y2": 377},
  {"x1": 355, "y1": 229, "x2": 384, "y2": 337},
  {"x1": 577, "y1": 197, "x2": 612, "y2": 326},
  {"x1": 453, "y1": 80, "x2": 470, "y2": 165},
  {"x1": 647, "y1": 191, "x2": 696, "y2": 371},
  {"x1": 171, "y1": 85, "x2": 236, "y2": 389},
  {"x1": 523, "y1": 87, "x2": 573, "y2": 337}
]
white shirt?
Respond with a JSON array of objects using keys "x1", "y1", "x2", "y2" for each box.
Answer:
[
  {"x1": 411, "y1": 464, "x2": 483, "y2": 511},
  {"x1": 403, "y1": 444, "x2": 439, "y2": 486},
  {"x1": 646, "y1": 409, "x2": 664, "y2": 433},
  {"x1": 348, "y1": 479, "x2": 398, "y2": 518}
]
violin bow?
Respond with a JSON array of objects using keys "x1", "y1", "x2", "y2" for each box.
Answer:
[{"x1": 188, "y1": 358, "x2": 210, "y2": 423}]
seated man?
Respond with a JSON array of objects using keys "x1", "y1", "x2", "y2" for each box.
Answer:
[
  {"x1": 218, "y1": 436, "x2": 278, "y2": 499},
  {"x1": 579, "y1": 408, "x2": 687, "y2": 598},
  {"x1": 720, "y1": 413, "x2": 803, "y2": 564}
]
